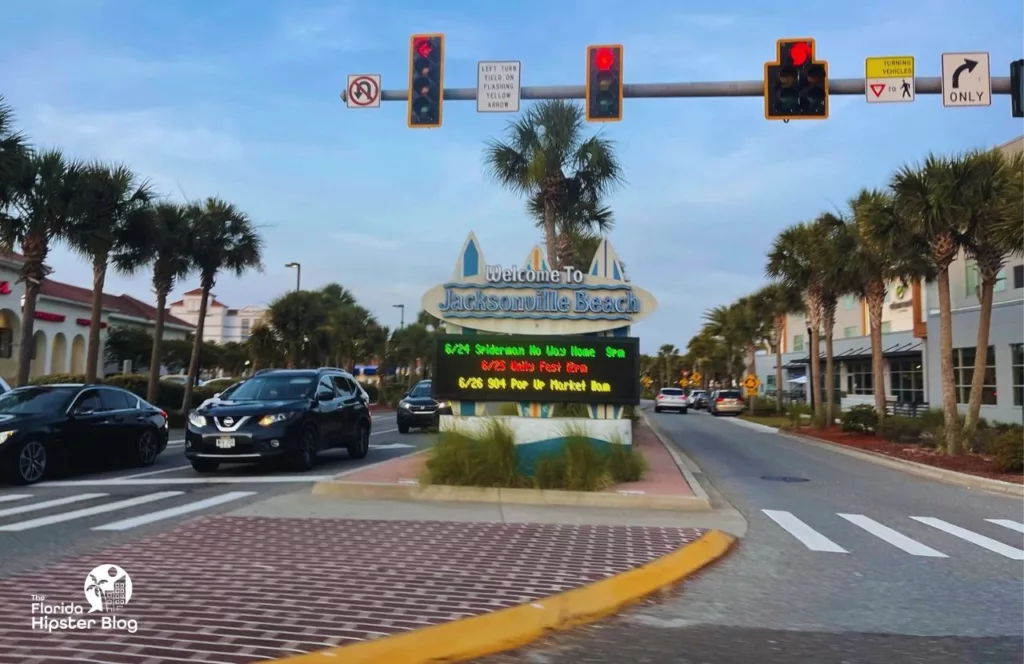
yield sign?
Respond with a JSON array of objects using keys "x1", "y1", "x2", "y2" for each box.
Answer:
[{"x1": 869, "y1": 83, "x2": 886, "y2": 98}]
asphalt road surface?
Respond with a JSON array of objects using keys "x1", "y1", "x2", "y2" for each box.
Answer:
[
  {"x1": 0, "y1": 411, "x2": 435, "y2": 574},
  {"x1": 481, "y1": 407, "x2": 1024, "y2": 664}
]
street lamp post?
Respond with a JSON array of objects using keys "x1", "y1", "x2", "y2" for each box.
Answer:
[
  {"x1": 393, "y1": 304, "x2": 405, "y2": 329},
  {"x1": 285, "y1": 263, "x2": 301, "y2": 292},
  {"x1": 805, "y1": 321, "x2": 815, "y2": 412}
]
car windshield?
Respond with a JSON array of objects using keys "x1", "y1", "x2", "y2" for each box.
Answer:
[
  {"x1": 408, "y1": 382, "x2": 433, "y2": 399},
  {"x1": 219, "y1": 382, "x2": 243, "y2": 399},
  {"x1": 660, "y1": 388, "x2": 683, "y2": 396},
  {"x1": 693, "y1": 391, "x2": 707, "y2": 397},
  {"x1": 0, "y1": 386, "x2": 77, "y2": 414},
  {"x1": 226, "y1": 375, "x2": 314, "y2": 401},
  {"x1": 719, "y1": 390, "x2": 742, "y2": 399}
]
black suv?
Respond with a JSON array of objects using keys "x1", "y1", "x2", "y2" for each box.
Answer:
[
  {"x1": 184, "y1": 368, "x2": 371, "y2": 473},
  {"x1": 396, "y1": 379, "x2": 452, "y2": 433}
]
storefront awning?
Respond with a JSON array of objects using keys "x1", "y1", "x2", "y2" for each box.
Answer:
[{"x1": 792, "y1": 341, "x2": 923, "y2": 364}]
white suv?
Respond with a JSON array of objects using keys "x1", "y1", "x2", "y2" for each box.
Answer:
[{"x1": 654, "y1": 387, "x2": 688, "y2": 414}]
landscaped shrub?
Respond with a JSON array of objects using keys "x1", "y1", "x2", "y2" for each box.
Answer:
[
  {"x1": 607, "y1": 439, "x2": 648, "y2": 483},
  {"x1": 991, "y1": 429, "x2": 1024, "y2": 473},
  {"x1": 877, "y1": 416, "x2": 924, "y2": 443},
  {"x1": 29, "y1": 373, "x2": 88, "y2": 385},
  {"x1": 751, "y1": 397, "x2": 778, "y2": 416},
  {"x1": 425, "y1": 419, "x2": 522, "y2": 488},
  {"x1": 786, "y1": 403, "x2": 812, "y2": 426},
  {"x1": 841, "y1": 405, "x2": 878, "y2": 433}
]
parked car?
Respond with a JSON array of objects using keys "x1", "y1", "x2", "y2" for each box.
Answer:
[
  {"x1": 161, "y1": 374, "x2": 206, "y2": 387},
  {"x1": 688, "y1": 390, "x2": 709, "y2": 410},
  {"x1": 709, "y1": 389, "x2": 745, "y2": 416},
  {"x1": 397, "y1": 380, "x2": 452, "y2": 433},
  {"x1": 654, "y1": 387, "x2": 688, "y2": 413},
  {"x1": 184, "y1": 368, "x2": 371, "y2": 473},
  {"x1": 0, "y1": 384, "x2": 169, "y2": 484}
]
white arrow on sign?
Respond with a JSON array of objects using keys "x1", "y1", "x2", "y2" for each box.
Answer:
[{"x1": 370, "y1": 443, "x2": 417, "y2": 450}]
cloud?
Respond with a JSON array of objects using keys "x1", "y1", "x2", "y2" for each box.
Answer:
[{"x1": 331, "y1": 232, "x2": 396, "y2": 248}]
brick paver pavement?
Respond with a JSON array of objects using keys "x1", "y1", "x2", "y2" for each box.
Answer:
[{"x1": 0, "y1": 515, "x2": 704, "y2": 663}]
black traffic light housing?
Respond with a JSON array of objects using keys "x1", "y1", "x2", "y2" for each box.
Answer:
[
  {"x1": 586, "y1": 44, "x2": 624, "y2": 122},
  {"x1": 408, "y1": 34, "x2": 444, "y2": 128},
  {"x1": 1011, "y1": 59, "x2": 1023, "y2": 118},
  {"x1": 764, "y1": 38, "x2": 828, "y2": 120}
]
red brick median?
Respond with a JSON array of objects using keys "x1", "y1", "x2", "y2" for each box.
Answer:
[{"x1": 0, "y1": 515, "x2": 704, "y2": 663}]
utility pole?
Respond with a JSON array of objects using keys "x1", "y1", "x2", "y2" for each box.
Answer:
[
  {"x1": 393, "y1": 304, "x2": 405, "y2": 329},
  {"x1": 285, "y1": 263, "x2": 301, "y2": 291}
]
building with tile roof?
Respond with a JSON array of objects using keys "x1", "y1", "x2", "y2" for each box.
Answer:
[{"x1": 168, "y1": 288, "x2": 268, "y2": 344}]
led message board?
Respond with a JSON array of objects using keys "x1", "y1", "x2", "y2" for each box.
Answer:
[{"x1": 432, "y1": 334, "x2": 640, "y2": 405}]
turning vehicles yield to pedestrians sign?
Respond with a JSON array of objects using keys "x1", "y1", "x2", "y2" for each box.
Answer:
[
  {"x1": 864, "y1": 56, "x2": 915, "y2": 103},
  {"x1": 347, "y1": 74, "x2": 381, "y2": 108},
  {"x1": 941, "y1": 53, "x2": 991, "y2": 107}
]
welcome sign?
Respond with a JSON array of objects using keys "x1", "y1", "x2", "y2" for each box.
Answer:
[{"x1": 421, "y1": 232, "x2": 657, "y2": 336}]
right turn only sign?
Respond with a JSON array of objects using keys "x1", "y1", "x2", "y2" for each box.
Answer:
[{"x1": 941, "y1": 52, "x2": 991, "y2": 107}]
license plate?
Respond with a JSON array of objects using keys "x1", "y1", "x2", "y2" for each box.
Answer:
[{"x1": 216, "y1": 437, "x2": 235, "y2": 449}]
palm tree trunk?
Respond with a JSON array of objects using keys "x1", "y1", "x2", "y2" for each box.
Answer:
[
  {"x1": 866, "y1": 290, "x2": 886, "y2": 418},
  {"x1": 147, "y1": 289, "x2": 169, "y2": 404},
  {"x1": 543, "y1": 198, "x2": 558, "y2": 269},
  {"x1": 16, "y1": 280, "x2": 40, "y2": 386},
  {"x1": 181, "y1": 280, "x2": 211, "y2": 412},
  {"x1": 963, "y1": 277, "x2": 996, "y2": 435},
  {"x1": 806, "y1": 295, "x2": 824, "y2": 427},
  {"x1": 824, "y1": 333, "x2": 836, "y2": 426},
  {"x1": 935, "y1": 268, "x2": 961, "y2": 454},
  {"x1": 84, "y1": 259, "x2": 107, "y2": 383}
]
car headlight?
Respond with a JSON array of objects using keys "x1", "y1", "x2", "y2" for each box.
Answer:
[
  {"x1": 187, "y1": 413, "x2": 207, "y2": 427},
  {"x1": 436, "y1": 401, "x2": 448, "y2": 409},
  {"x1": 399, "y1": 400, "x2": 410, "y2": 409},
  {"x1": 0, "y1": 430, "x2": 15, "y2": 445},
  {"x1": 258, "y1": 413, "x2": 291, "y2": 427}
]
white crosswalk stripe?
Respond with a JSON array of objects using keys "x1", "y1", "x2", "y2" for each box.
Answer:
[
  {"x1": 0, "y1": 493, "x2": 108, "y2": 518},
  {"x1": 92, "y1": 491, "x2": 256, "y2": 531},
  {"x1": 0, "y1": 494, "x2": 33, "y2": 504},
  {"x1": 762, "y1": 509, "x2": 1024, "y2": 560},
  {"x1": 0, "y1": 492, "x2": 183, "y2": 532}
]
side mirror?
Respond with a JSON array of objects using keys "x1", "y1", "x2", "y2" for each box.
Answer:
[
  {"x1": 213, "y1": 392, "x2": 222, "y2": 399},
  {"x1": 316, "y1": 391, "x2": 333, "y2": 402}
]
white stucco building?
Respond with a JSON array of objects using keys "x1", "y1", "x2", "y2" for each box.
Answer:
[
  {"x1": 168, "y1": 288, "x2": 268, "y2": 344},
  {"x1": 0, "y1": 252, "x2": 195, "y2": 384}
]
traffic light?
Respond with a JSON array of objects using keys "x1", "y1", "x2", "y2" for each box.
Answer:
[
  {"x1": 408, "y1": 34, "x2": 444, "y2": 128},
  {"x1": 1011, "y1": 59, "x2": 1024, "y2": 118},
  {"x1": 586, "y1": 45, "x2": 624, "y2": 122},
  {"x1": 764, "y1": 39, "x2": 828, "y2": 120}
]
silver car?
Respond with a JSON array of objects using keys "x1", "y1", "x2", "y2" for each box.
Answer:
[
  {"x1": 654, "y1": 387, "x2": 688, "y2": 413},
  {"x1": 709, "y1": 389, "x2": 745, "y2": 415}
]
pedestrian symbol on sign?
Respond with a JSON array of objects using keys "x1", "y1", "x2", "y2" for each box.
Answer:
[{"x1": 901, "y1": 79, "x2": 911, "y2": 98}]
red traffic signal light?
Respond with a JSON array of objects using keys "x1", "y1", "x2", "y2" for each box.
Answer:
[
  {"x1": 408, "y1": 33, "x2": 444, "y2": 128},
  {"x1": 764, "y1": 38, "x2": 829, "y2": 120},
  {"x1": 586, "y1": 44, "x2": 624, "y2": 122},
  {"x1": 414, "y1": 37, "x2": 432, "y2": 59},
  {"x1": 594, "y1": 48, "x2": 616, "y2": 71}
]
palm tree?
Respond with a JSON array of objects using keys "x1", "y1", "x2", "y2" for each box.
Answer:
[
  {"x1": 814, "y1": 212, "x2": 859, "y2": 426},
  {"x1": 484, "y1": 100, "x2": 623, "y2": 268},
  {"x1": 67, "y1": 162, "x2": 155, "y2": 382},
  {"x1": 0, "y1": 98, "x2": 28, "y2": 207},
  {"x1": 890, "y1": 154, "x2": 972, "y2": 453},
  {"x1": 181, "y1": 198, "x2": 263, "y2": 411},
  {"x1": 246, "y1": 322, "x2": 282, "y2": 371},
  {"x1": 852, "y1": 189, "x2": 934, "y2": 418},
  {"x1": 116, "y1": 202, "x2": 196, "y2": 402},
  {"x1": 655, "y1": 344, "x2": 679, "y2": 390},
  {"x1": 1, "y1": 150, "x2": 83, "y2": 385},
  {"x1": 959, "y1": 149, "x2": 1023, "y2": 434},
  {"x1": 752, "y1": 282, "x2": 804, "y2": 412},
  {"x1": 766, "y1": 222, "x2": 829, "y2": 427}
]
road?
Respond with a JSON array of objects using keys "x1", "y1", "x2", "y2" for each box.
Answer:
[
  {"x1": 481, "y1": 407, "x2": 1024, "y2": 664},
  {"x1": 0, "y1": 411, "x2": 435, "y2": 574}
]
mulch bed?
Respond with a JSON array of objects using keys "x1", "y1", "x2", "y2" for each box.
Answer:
[{"x1": 787, "y1": 425, "x2": 1023, "y2": 484}]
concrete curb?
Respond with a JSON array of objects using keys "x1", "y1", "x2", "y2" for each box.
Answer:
[
  {"x1": 639, "y1": 409, "x2": 710, "y2": 503},
  {"x1": 312, "y1": 479, "x2": 712, "y2": 511},
  {"x1": 779, "y1": 430, "x2": 1024, "y2": 497},
  {"x1": 722, "y1": 416, "x2": 780, "y2": 434},
  {"x1": 266, "y1": 529, "x2": 736, "y2": 664}
]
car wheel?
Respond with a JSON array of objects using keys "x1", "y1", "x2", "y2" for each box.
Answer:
[
  {"x1": 654, "y1": 407, "x2": 662, "y2": 413},
  {"x1": 290, "y1": 425, "x2": 319, "y2": 471},
  {"x1": 398, "y1": 423, "x2": 410, "y2": 434},
  {"x1": 133, "y1": 430, "x2": 159, "y2": 467},
  {"x1": 348, "y1": 421, "x2": 370, "y2": 460},
  {"x1": 12, "y1": 439, "x2": 47, "y2": 485},
  {"x1": 680, "y1": 409, "x2": 688, "y2": 414},
  {"x1": 190, "y1": 459, "x2": 220, "y2": 473}
]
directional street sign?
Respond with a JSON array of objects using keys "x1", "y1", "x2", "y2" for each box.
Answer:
[
  {"x1": 691, "y1": 372, "x2": 702, "y2": 385},
  {"x1": 477, "y1": 61, "x2": 521, "y2": 113},
  {"x1": 347, "y1": 74, "x2": 381, "y2": 108},
  {"x1": 865, "y1": 56, "x2": 915, "y2": 103},
  {"x1": 941, "y1": 52, "x2": 991, "y2": 107},
  {"x1": 742, "y1": 374, "x2": 760, "y2": 390},
  {"x1": 745, "y1": 386, "x2": 759, "y2": 397}
]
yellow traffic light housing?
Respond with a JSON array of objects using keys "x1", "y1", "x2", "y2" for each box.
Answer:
[
  {"x1": 408, "y1": 34, "x2": 445, "y2": 128},
  {"x1": 764, "y1": 38, "x2": 828, "y2": 120},
  {"x1": 586, "y1": 44, "x2": 624, "y2": 122}
]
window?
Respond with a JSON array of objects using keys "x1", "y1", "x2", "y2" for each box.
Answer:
[
  {"x1": 793, "y1": 334, "x2": 804, "y2": 352},
  {"x1": 317, "y1": 377, "x2": 336, "y2": 399},
  {"x1": 241, "y1": 318, "x2": 251, "y2": 338},
  {"x1": 1012, "y1": 344, "x2": 1023, "y2": 407},
  {"x1": 842, "y1": 294, "x2": 856, "y2": 310},
  {"x1": 74, "y1": 390, "x2": 103, "y2": 413},
  {"x1": 0, "y1": 328, "x2": 11, "y2": 359},
  {"x1": 409, "y1": 381, "x2": 432, "y2": 398},
  {"x1": 332, "y1": 375, "x2": 354, "y2": 397},
  {"x1": 966, "y1": 261, "x2": 1007, "y2": 297},
  {"x1": 880, "y1": 321, "x2": 892, "y2": 334},
  {"x1": 890, "y1": 359, "x2": 925, "y2": 404},
  {"x1": 843, "y1": 326, "x2": 858, "y2": 338},
  {"x1": 845, "y1": 360, "x2": 873, "y2": 395},
  {"x1": 99, "y1": 389, "x2": 134, "y2": 411},
  {"x1": 952, "y1": 346, "x2": 996, "y2": 405},
  {"x1": 1014, "y1": 265, "x2": 1024, "y2": 289}
]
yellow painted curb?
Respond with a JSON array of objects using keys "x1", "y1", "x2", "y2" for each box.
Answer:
[
  {"x1": 312, "y1": 480, "x2": 711, "y2": 511},
  {"x1": 267, "y1": 529, "x2": 735, "y2": 664}
]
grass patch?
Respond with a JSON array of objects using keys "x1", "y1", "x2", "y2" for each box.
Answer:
[
  {"x1": 739, "y1": 413, "x2": 789, "y2": 428},
  {"x1": 423, "y1": 418, "x2": 647, "y2": 491}
]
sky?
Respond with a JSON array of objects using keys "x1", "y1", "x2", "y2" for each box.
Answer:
[{"x1": 1, "y1": 0, "x2": 1021, "y2": 354}]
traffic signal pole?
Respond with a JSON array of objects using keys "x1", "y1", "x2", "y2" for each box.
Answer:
[{"x1": 341, "y1": 76, "x2": 1013, "y2": 104}]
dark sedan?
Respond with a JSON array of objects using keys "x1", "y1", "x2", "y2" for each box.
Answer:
[
  {"x1": 397, "y1": 380, "x2": 452, "y2": 433},
  {"x1": 0, "y1": 384, "x2": 169, "y2": 485},
  {"x1": 184, "y1": 368, "x2": 372, "y2": 473}
]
